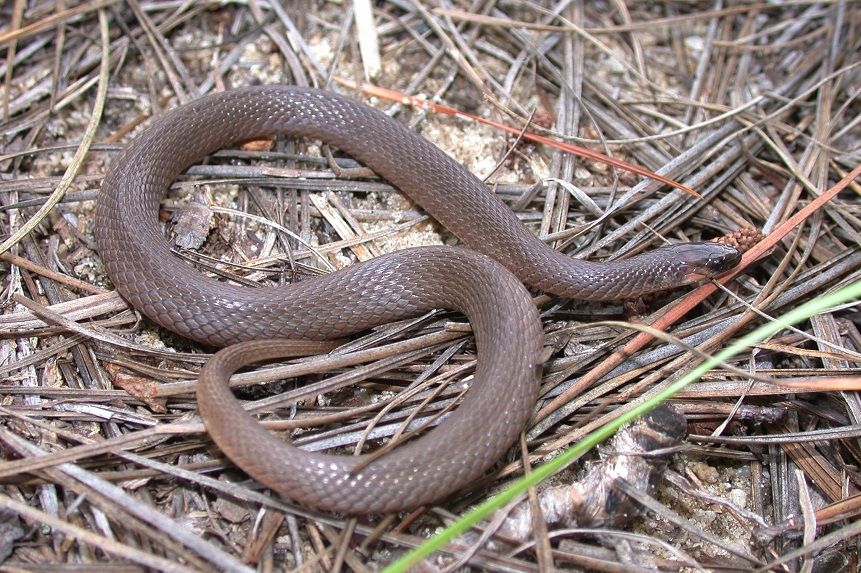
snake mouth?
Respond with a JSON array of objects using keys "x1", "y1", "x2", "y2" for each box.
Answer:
[{"x1": 686, "y1": 270, "x2": 720, "y2": 282}]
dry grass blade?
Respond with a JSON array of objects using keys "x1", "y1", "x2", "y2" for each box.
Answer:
[
  {"x1": 0, "y1": 1, "x2": 858, "y2": 571},
  {"x1": 0, "y1": 6, "x2": 109, "y2": 255}
]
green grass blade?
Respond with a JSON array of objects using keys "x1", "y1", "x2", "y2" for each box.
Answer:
[{"x1": 382, "y1": 281, "x2": 861, "y2": 572}]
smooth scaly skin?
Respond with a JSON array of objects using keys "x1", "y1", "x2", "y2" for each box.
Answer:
[{"x1": 95, "y1": 86, "x2": 740, "y2": 514}]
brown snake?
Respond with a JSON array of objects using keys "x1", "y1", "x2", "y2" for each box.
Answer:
[{"x1": 95, "y1": 86, "x2": 740, "y2": 514}]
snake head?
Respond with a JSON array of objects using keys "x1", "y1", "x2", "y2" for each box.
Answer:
[{"x1": 663, "y1": 242, "x2": 742, "y2": 282}]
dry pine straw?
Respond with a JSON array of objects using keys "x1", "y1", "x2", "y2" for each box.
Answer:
[{"x1": 0, "y1": 1, "x2": 859, "y2": 572}]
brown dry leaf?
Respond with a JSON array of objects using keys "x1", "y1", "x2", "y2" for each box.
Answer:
[{"x1": 105, "y1": 363, "x2": 168, "y2": 414}]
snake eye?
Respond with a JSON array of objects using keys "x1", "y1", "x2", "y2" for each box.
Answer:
[{"x1": 705, "y1": 245, "x2": 742, "y2": 273}]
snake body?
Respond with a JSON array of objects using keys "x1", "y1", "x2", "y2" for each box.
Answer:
[{"x1": 96, "y1": 86, "x2": 739, "y2": 513}]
